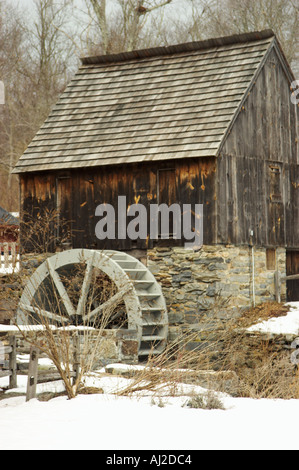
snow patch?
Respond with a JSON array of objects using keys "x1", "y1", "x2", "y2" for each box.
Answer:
[{"x1": 247, "y1": 302, "x2": 299, "y2": 336}]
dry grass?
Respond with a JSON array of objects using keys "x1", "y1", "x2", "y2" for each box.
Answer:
[
  {"x1": 186, "y1": 391, "x2": 225, "y2": 410},
  {"x1": 116, "y1": 331, "x2": 205, "y2": 398},
  {"x1": 232, "y1": 301, "x2": 289, "y2": 329},
  {"x1": 194, "y1": 302, "x2": 299, "y2": 399},
  {"x1": 113, "y1": 301, "x2": 298, "y2": 401}
]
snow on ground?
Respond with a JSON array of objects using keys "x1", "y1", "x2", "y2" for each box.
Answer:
[
  {"x1": 1, "y1": 370, "x2": 299, "y2": 450},
  {"x1": 247, "y1": 302, "x2": 299, "y2": 336},
  {"x1": 1, "y1": 302, "x2": 299, "y2": 450}
]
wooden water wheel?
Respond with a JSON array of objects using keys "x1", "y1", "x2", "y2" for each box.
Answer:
[{"x1": 17, "y1": 249, "x2": 168, "y2": 357}]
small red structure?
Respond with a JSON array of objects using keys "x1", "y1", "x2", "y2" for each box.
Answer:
[{"x1": 0, "y1": 206, "x2": 19, "y2": 244}]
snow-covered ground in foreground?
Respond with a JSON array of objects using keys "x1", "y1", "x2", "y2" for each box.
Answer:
[
  {"x1": 1, "y1": 302, "x2": 299, "y2": 451},
  {"x1": 1, "y1": 371, "x2": 299, "y2": 450}
]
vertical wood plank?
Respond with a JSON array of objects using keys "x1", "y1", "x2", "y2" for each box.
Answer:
[
  {"x1": 11, "y1": 243, "x2": 16, "y2": 269},
  {"x1": 4, "y1": 243, "x2": 8, "y2": 269},
  {"x1": 26, "y1": 347, "x2": 39, "y2": 402},
  {"x1": 73, "y1": 333, "x2": 81, "y2": 386},
  {"x1": 274, "y1": 270, "x2": 281, "y2": 303},
  {"x1": 9, "y1": 335, "x2": 17, "y2": 389}
]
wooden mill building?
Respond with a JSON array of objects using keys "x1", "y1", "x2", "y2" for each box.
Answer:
[{"x1": 13, "y1": 30, "x2": 299, "y2": 319}]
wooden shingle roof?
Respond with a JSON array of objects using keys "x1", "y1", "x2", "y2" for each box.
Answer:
[
  {"x1": 13, "y1": 30, "x2": 278, "y2": 174},
  {"x1": 0, "y1": 207, "x2": 19, "y2": 226}
]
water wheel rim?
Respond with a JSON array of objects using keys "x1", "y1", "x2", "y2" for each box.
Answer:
[
  {"x1": 17, "y1": 249, "x2": 142, "y2": 337},
  {"x1": 17, "y1": 249, "x2": 168, "y2": 356}
]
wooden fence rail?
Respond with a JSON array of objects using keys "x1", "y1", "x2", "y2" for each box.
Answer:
[
  {"x1": 1, "y1": 328, "x2": 81, "y2": 401},
  {"x1": 0, "y1": 242, "x2": 20, "y2": 274},
  {"x1": 0, "y1": 336, "x2": 17, "y2": 389},
  {"x1": 25, "y1": 338, "x2": 80, "y2": 402}
]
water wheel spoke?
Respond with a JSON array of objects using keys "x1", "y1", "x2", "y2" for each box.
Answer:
[
  {"x1": 17, "y1": 249, "x2": 168, "y2": 358},
  {"x1": 76, "y1": 252, "x2": 95, "y2": 317},
  {"x1": 20, "y1": 303, "x2": 70, "y2": 324},
  {"x1": 46, "y1": 258, "x2": 76, "y2": 318},
  {"x1": 83, "y1": 284, "x2": 132, "y2": 323}
]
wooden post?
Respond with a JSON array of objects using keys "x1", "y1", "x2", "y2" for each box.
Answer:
[
  {"x1": 274, "y1": 270, "x2": 281, "y2": 303},
  {"x1": 11, "y1": 243, "x2": 17, "y2": 269},
  {"x1": 73, "y1": 333, "x2": 80, "y2": 386},
  {"x1": 9, "y1": 335, "x2": 17, "y2": 389},
  {"x1": 26, "y1": 347, "x2": 39, "y2": 402},
  {"x1": 3, "y1": 243, "x2": 9, "y2": 269}
]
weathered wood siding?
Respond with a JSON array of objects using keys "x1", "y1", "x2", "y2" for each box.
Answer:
[
  {"x1": 218, "y1": 47, "x2": 299, "y2": 248},
  {"x1": 17, "y1": 36, "x2": 298, "y2": 252},
  {"x1": 20, "y1": 158, "x2": 217, "y2": 252}
]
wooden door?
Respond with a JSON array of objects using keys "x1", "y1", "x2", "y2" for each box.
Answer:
[{"x1": 286, "y1": 251, "x2": 299, "y2": 301}]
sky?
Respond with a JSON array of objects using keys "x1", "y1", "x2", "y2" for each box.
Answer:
[
  {"x1": 9, "y1": 0, "x2": 192, "y2": 17},
  {"x1": 7, "y1": 0, "x2": 195, "y2": 58}
]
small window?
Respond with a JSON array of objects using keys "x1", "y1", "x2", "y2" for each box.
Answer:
[
  {"x1": 269, "y1": 165, "x2": 282, "y2": 202},
  {"x1": 266, "y1": 248, "x2": 276, "y2": 270}
]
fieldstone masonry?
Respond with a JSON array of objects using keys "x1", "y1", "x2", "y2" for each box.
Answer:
[
  {"x1": 84, "y1": 329, "x2": 139, "y2": 366},
  {"x1": 147, "y1": 245, "x2": 286, "y2": 341}
]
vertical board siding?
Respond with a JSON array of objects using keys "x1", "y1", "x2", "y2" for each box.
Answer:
[
  {"x1": 20, "y1": 158, "x2": 217, "y2": 252},
  {"x1": 218, "y1": 46, "x2": 298, "y2": 247}
]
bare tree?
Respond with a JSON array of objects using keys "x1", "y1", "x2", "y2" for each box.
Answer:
[
  {"x1": 20, "y1": 0, "x2": 77, "y2": 108},
  {"x1": 0, "y1": 0, "x2": 77, "y2": 210},
  {"x1": 200, "y1": 0, "x2": 299, "y2": 72},
  {"x1": 0, "y1": 2, "x2": 26, "y2": 209},
  {"x1": 161, "y1": 0, "x2": 298, "y2": 74},
  {"x1": 84, "y1": 0, "x2": 173, "y2": 54},
  {"x1": 153, "y1": 0, "x2": 207, "y2": 45}
]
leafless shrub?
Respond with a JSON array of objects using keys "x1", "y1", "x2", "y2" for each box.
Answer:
[
  {"x1": 20, "y1": 208, "x2": 72, "y2": 254},
  {"x1": 186, "y1": 391, "x2": 225, "y2": 410},
  {"x1": 15, "y1": 253, "x2": 128, "y2": 400}
]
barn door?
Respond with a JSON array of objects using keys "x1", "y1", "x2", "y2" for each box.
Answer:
[
  {"x1": 56, "y1": 176, "x2": 73, "y2": 248},
  {"x1": 286, "y1": 251, "x2": 299, "y2": 301}
]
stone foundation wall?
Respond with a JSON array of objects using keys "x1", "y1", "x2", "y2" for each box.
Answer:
[
  {"x1": 147, "y1": 245, "x2": 286, "y2": 334},
  {"x1": 93, "y1": 329, "x2": 139, "y2": 366},
  {"x1": 1, "y1": 247, "x2": 288, "y2": 364}
]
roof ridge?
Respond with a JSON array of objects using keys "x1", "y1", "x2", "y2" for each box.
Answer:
[
  {"x1": 12, "y1": 30, "x2": 276, "y2": 174},
  {"x1": 81, "y1": 30, "x2": 275, "y2": 66}
]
